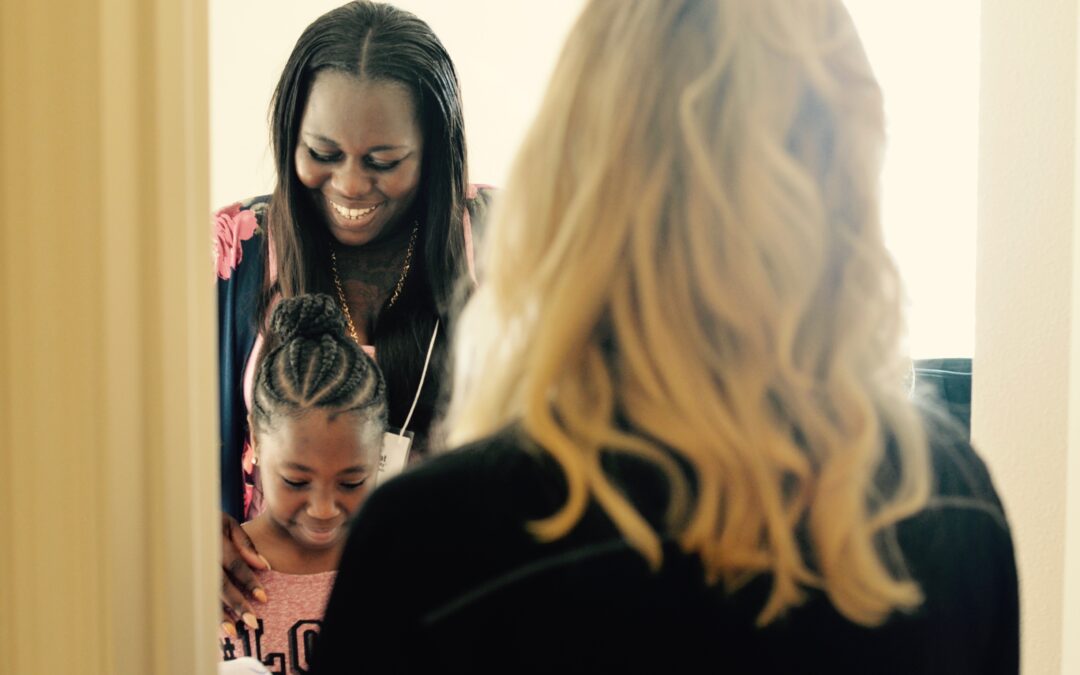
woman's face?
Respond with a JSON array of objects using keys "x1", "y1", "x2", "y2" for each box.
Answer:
[
  {"x1": 294, "y1": 70, "x2": 424, "y2": 247},
  {"x1": 255, "y1": 409, "x2": 379, "y2": 551}
]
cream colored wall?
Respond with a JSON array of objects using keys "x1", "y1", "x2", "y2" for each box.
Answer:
[
  {"x1": 210, "y1": 0, "x2": 587, "y2": 208},
  {"x1": 0, "y1": 1, "x2": 218, "y2": 673},
  {"x1": 1066, "y1": 0, "x2": 1080, "y2": 667},
  {"x1": 975, "y1": 1, "x2": 1080, "y2": 673}
]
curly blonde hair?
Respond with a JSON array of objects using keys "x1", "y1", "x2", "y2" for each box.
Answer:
[{"x1": 446, "y1": 0, "x2": 930, "y2": 627}]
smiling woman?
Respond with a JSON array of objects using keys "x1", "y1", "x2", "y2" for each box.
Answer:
[{"x1": 214, "y1": 0, "x2": 495, "y2": 637}]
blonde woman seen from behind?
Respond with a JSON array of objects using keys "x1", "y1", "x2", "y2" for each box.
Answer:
[{"x1": 314, "y1": 2, "x2": 1018, "y2": 673}]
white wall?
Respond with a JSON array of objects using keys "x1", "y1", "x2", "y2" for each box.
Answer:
[
  {"x1": 845, "y1": 1, "x2": 980, "y2": 359},
  {"x1": 976, "y1": 1, "x2": 1080, "y2": 673},
  {"x1": 210, "y1": 1, "x2": 586, "y2": 208}
]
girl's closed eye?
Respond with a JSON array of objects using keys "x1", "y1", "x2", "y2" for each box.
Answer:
[
  {"x1": 282, "y1": 476, "x2": 310, "y2": 489},
  {"x1": 340, "y1": 477, "x2": 369, "y2": 491}
]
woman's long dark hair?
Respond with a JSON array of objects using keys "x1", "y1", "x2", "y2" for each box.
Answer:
[{"x1": 259, "y1": 1, "x2": 468, "y2": 440}]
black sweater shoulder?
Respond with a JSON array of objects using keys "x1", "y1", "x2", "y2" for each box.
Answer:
[{"x1": 315, "y1": 423, "x2": 1018, "y2": 674}]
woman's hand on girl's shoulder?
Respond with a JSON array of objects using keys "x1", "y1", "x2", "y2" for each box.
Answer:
[{"x1": 220, "y1": 511, "x2": 271, "y2": 632}]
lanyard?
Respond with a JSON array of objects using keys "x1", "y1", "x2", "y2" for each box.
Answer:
[{"x1": 398, "y1": 319, "x2": 439, "y2": 435}]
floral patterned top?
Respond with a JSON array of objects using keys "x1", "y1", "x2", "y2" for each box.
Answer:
[{"x1": 214, "y1": 198, "x2": 269, "y2": 517}]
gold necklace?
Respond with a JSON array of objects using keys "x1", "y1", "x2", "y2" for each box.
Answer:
[{"x1": 330, "y1": 222, "x2": 419, "y2": 345}]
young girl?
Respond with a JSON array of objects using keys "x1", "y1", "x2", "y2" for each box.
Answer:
[{"x1": 220, "y1": 293, "x2": 386, "y2": 674}]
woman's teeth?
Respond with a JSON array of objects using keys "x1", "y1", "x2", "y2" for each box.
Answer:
[{"x1": 331, "y1": 201, "x2": 379, "y2": 220}]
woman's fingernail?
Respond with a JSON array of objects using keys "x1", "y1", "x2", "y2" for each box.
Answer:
[
  {"x1": 221, "y1": 621, "x2": 238, "y2": 639},
  {"x1": 242, "y1": 612, "x2": 259, "y2": 630},
  {"x1": 253, "y1": 588, "x2": 268, "y2": 603},
  {"x1": 258, "y1": 555, "x2": 272, "y2": 571}
]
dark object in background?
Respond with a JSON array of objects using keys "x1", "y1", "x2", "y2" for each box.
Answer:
[{"x1": 913, "y1": 358, "x2": 971, "y2": 438}]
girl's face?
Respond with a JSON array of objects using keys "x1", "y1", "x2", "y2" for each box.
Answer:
[
  {"x1": 294, "y1": 70, "x2": 424, "y2": 247},
  {"x1": 255, "y1": 409, "x2": 379, "y2": 551}
]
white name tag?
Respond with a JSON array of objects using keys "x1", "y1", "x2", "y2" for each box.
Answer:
[{"x1": 377, "y1": 429, "x2": 414, "y2": 485}]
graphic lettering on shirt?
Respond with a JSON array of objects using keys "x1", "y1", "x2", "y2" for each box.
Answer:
[
  {"x1": 221, "y1": 637, "x2": 238, "y2": 661},
  {"x1": 237, "y1": 618, "x2": 264, "y2": 661},
  {"x1": 290, "y1": 620, "x2": 322, "y2": 673},
  {"x1": 221, "y1": 617, "x2": 324, "y2": 675}
]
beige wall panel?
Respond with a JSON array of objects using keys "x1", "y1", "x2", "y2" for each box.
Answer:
[
  {"x1": 2, "y1": 1, "x2": 107, "y2": 672},
  {"x1": 975, "y1": 0, "x2": 1080, "y2": 673},
  {"x1": 1, "y1": 0, "x2": 216, "y2": 673}
]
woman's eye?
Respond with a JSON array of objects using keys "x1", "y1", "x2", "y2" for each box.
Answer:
[
  {"x1": 282, "y1": 477, "x2": 309, "y2": 489},
  {"x1": 308, "y1": 148, "x2": 341, "y2": 163},
  {"x1": 340, "y1": 478, "x2": 368, "y2": 491},
  {"x1": 366, "y1": 158, "x2": 401, "y2": 172}
]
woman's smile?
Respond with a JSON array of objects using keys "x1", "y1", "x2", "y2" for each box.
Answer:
[
  {"x1": 329, "y1": 200, "x2": 381, "y2": 220},
  {"x1": 325, "y1": 198, "x2": 384, "y2": 235}
]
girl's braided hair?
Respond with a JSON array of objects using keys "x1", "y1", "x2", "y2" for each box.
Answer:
[{"x1": 251, "y1": 293, "x2": 387, "y2": 438}]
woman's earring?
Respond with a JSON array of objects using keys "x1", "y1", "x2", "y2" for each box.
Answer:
[{"x1": 252, "y1": 454, "x2": 259, "y2": 466}]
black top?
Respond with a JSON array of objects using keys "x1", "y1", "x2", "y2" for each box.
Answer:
[{"x1": 313, "y1": 422, "x2": 1018, "y2": 674}]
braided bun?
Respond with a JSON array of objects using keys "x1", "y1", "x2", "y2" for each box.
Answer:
[
  {"x1": 269, "y1": 293, "x2": 347, "y2": 342},
  {"x1": 252, "y1": 292, "x2": 387, "y2": 439}
]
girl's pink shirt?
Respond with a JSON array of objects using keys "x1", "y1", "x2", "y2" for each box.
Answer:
[{"x1": 219, "y1": 569, "x2": 337, "y2": 674}]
